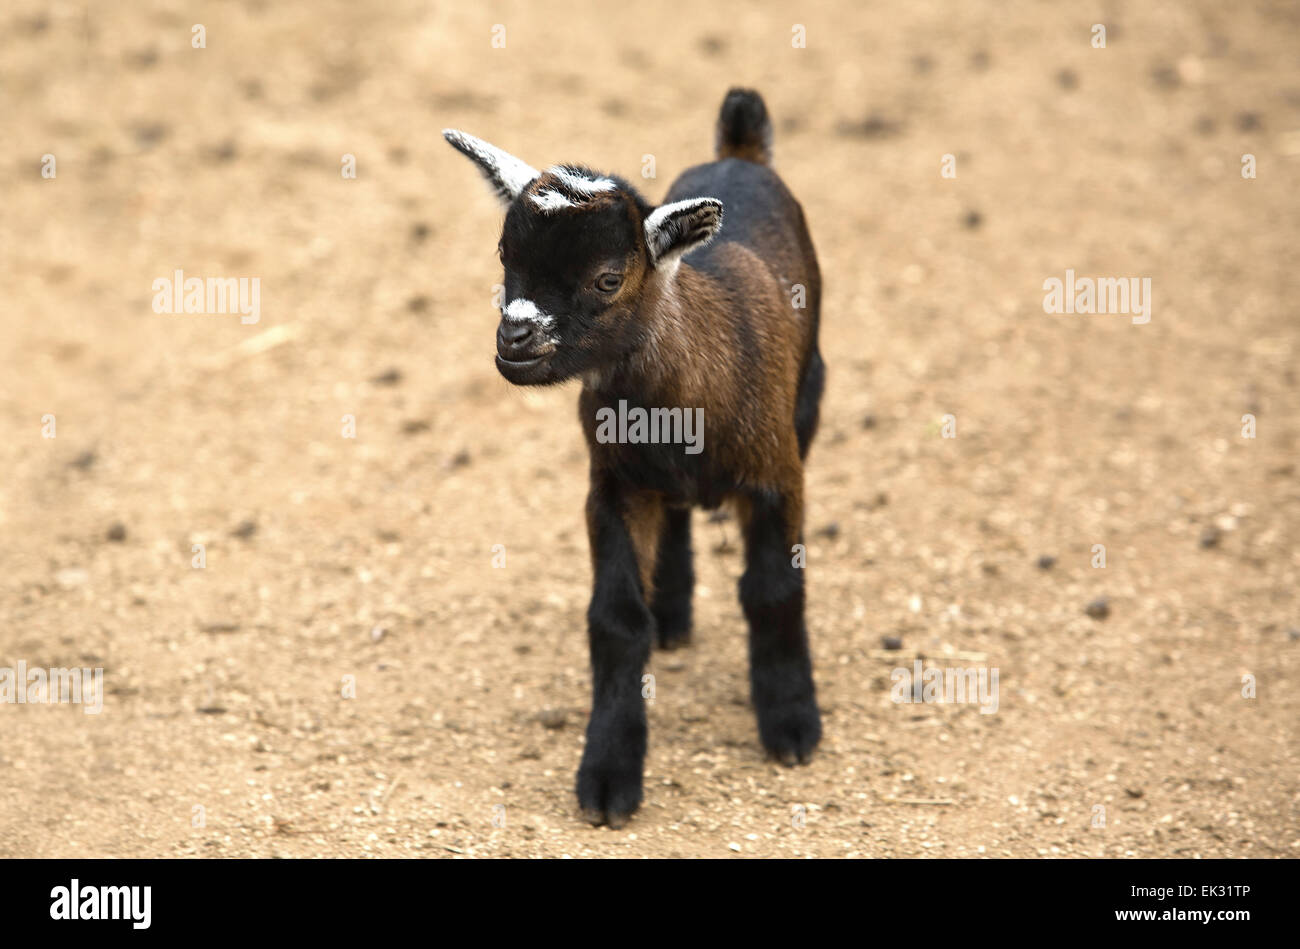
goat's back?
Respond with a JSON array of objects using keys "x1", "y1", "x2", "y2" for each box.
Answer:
[{"x1": 664, "y1": 159, "x2": 820, "y2": 325}]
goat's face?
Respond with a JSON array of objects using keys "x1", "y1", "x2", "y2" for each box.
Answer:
[
  {"x1": 444, "y1": 130, "x2": 724, "y2": 387},
  {"x1": 493, "y1": 169, "x2": 653, "y2": 385}
]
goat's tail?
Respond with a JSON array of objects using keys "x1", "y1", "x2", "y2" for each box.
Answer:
[{"x1": 715, "y1": 88, "x2": 772, "y2": 165}]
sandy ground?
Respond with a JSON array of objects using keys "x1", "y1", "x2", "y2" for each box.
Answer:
[{"x1": 1, "y1": 0, "x2": 1297, "y2": 858}]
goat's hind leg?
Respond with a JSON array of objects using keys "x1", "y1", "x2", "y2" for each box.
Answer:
[
  {"x1": 650, "y1": 505, "x2": 694, "y2": 649},
  {"x1": 737, "y1": 484, "x2": 822, "y2": 765}
]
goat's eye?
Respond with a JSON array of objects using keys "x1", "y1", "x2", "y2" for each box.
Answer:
[{"x1": 595, "y1": 272, "x2": 623, "y2": 293}]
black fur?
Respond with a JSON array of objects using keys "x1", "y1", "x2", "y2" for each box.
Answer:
[
  {"x1": 716, "y1": 87, "x2": 773, "y2": 164},
  {"x1": 577, "y1": 476, "x2": 653, "y2": 826},
  {"x1": 795, "y1": 348, "x2": 825, "y2": 459},
  {"x1": 739, "y1": 488, "x2": 820, "y2": 764},
  {"x1": 651, "y1": 507, "x2": 694, "y2": 649}
]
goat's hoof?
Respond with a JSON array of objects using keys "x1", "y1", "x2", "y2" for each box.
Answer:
[
  {"x1": 580, "y1": 807, "x2": 633, "y2": 830},
  {"x1": 757, "y1": 699, "x2": 822, "y2": 766},
  {"x1": 576, "y1": 765, "x2": 643, "y2": 828},
  {"x1": 769, "y1": 747, "x2": 814, "y2": 767}
]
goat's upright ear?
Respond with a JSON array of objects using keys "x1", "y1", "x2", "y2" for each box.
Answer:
[
  {"x1": 643, "y1": 198, "x2": 724, "y2": 268},
  {"x1": 442, "y1": 129, "x2": 540, "y2": 205}
]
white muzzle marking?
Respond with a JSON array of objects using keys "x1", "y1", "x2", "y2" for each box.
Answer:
[{"x1": 503, "y1": 298, "x2": 555, "y2": 331}]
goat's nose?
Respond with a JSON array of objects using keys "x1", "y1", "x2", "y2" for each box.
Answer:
[{"x1": 497, "y1": 320, "x2": 535, "y2": 354}]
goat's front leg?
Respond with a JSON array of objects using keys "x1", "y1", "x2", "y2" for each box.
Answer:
[
  {"x1": 738, "y1": 483, "x2": 822, "y2": 765},
  {"x1": 576, "y1": 480, "x2": 661, "y2": 827}
]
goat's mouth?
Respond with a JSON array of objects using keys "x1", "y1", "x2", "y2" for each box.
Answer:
[{"x1": 495, "y1": 346, "x2": 557, "y2": 384}]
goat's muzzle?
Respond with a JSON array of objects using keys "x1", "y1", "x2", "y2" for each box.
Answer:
[{"x1": 495, "y1": 319, "x2": 556, "y2": 384}]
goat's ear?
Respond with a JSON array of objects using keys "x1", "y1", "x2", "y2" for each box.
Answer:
[
  {"x1": 644, "y1": 198, "x2": 724, "y2": 268},
  {"x1": 442, "y1": 129, "x2": 540, "y2": 205}
]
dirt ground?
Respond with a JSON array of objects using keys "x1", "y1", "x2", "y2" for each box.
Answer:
[{"x1": 1, "y1": 0, "x2": 1297, "y2": 859}]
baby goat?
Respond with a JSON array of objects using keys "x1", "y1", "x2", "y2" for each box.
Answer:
[{"x1": 445, "y1": 88, "x2": 824, "y2": 826}]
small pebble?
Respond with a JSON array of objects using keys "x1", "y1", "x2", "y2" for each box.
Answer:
[
  {"x1": 836, "y1": 114, "x2": 903, "y2": 140},
  {"x1": 1151, "y1": 64, "x2": 1180, "y2": 89},
  {"x1": 1036, "y1": 554, "x2": 1056, "y2": 570},
  {"x1": 132, "y1": 122, "x2": 169, "y2": 147},
  {"x1": 203, "y1": 139, "x2": 238, "y2": 163},
  {"x1": 199, "y1": 621, "x2": 241, "y2": 633},
  {"x1": 1085, "y1": 598, "x2": 1111, "y2": 620},
  {"x1": 106, "y1": 522, "x2": 127, "y2": 542},
  {"x1": 1199, "y1": 526, "x2": 1221, "y2": 549},
  {"x1": 698, "y1": 35, "x2": 726, "y2": 57},
  {"x1": 881, "y1": 636, "x2": 903, "y2": 651},
  {"x1": 537, "y1": 709, "x2": 567, "y2": 730}
]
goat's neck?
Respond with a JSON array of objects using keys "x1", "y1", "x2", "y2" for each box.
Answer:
[
  {"x1": 580, "y1": 263, "x2": 706, "y2": 399},
  {"x1": 619, "y1": 262, "x2": 701, "y2": 397}
]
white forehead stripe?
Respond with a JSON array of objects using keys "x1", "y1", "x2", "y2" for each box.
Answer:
[
  {"x1": 548, "y1": 167, "x2": 616, "y2": 194},
  {"x1": 528, "y1": 167, "x2": 618, "y2": 213},
  {"x1": 503, "y1": 298, "x2": 555, "y2": 330},
  {"x1": 530, "y1": 189, "x2": 576, "y2": 212}
]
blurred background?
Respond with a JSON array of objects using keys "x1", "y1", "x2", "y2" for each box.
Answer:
[{"x1": 0, "y1": 0, "x2": 1296, "y2": 857}]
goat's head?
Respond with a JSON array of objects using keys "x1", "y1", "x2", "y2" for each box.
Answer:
[{"x1": 444, "y1": 129, "x2": 723, "y2": 386}]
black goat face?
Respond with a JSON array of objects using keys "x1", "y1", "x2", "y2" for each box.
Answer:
[{"x1": 494, "y1": 169, "x2": 651, "y2": 386}]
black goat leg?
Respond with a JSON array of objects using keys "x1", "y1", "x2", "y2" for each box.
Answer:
[
  {"x1": 575, "y1": 479, "x2": 659, "y2": 826},
  {"x1": 738, "y1": 484, "x2": 821, "y2": 765}
]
